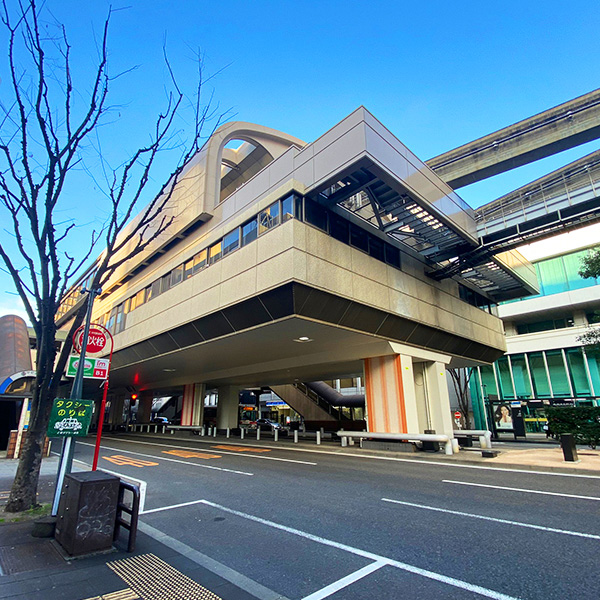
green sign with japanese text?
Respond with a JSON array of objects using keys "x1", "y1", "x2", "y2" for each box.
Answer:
[{"x1": 47, "y1": 399, "x2": 93, "y2": 437}]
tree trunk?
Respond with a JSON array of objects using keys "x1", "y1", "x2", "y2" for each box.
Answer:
[{"x1": 5, "y1": 385, "x2": 52, "y2": 512}]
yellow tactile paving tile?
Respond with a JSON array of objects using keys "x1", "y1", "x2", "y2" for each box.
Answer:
[
  {"x1": 81, "y1": 588, "x2": 139, "y2": 600},
  {"x1": 162, "y1": 450, "x2": 222, "y2": 459},
  {"x1": 108, "y1": 553, "x2": 223, "y2": 600},
  {"x1": 212, "y1": 445, "x2": 271, "y2": 453}
]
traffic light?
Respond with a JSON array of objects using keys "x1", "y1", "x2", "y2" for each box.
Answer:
[{"x1": 130, "y1": 393, "x2": 138, "y2": 406}]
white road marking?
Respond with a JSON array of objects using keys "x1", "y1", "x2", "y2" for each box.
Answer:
[
  {"x1": 78, "y1": 442, "x2": 253, "y2": 476},
  {"x1": 301, "y1": 561, "x2": 386, "y2": 600},
  {"x1": 154, "y1": 438, "x2": 600, "y2": 479},
  {"x1": 109, "y1": 437, "x2": 317, "y2": 465},
  {"x1": 199, "y1": 500, "x2": 521, "y2": 600},
  {"x1": 381, "y1": 498, "x2": 600, "y2": 540},
  {"x1": 142, "y1": 499, "x2": 207, "y2": 515},
  {"x1": 68, "y1": 456, "x2": 149, "y2": 512},
  {"x1": 443, "y1": 480, "x2": 600, "y2": 501}
]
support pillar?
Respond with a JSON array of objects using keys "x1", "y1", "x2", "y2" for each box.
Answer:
[
  {"x1": 107, "y1": 396, "x2": 125, "y2": 428},
  {"x1": 136, "y1": 393, "x2": 152, "y2": 424},
  {"x1": 363, "y1": 355, "x2": 419, "y2": 433},
  {"x1": 217, "y1": 385, "x2": 239, "y2": 430},
  {"x1": 182, "y1": 383, "x2": 205, "y2": 426},
  {"x1": 424, "y1": 361, "x2": 454, "y2": 438}
]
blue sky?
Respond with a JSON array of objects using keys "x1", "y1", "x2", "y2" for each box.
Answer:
[{"x1": 1, "y1": 0, "x2": 599, "y2": 318}]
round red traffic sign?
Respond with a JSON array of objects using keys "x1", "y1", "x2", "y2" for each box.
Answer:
[
  {"x1": 454, "y1": 411, "x2": 462, "y2": 419},
  {"x1": 73, "y1": 325, "x2": 109, "y2": 355}
]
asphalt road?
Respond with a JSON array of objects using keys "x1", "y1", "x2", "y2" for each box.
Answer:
[{"x1": 68, "y1": 434, "x2": 600, "y2": 600}]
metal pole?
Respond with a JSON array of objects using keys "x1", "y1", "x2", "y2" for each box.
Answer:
[
  {"x1": 52, "y1": 288, "x2": 99, "y2": 516},
  {"x1": 92, "y1": 335, "x2": 113, "y2": 471}
]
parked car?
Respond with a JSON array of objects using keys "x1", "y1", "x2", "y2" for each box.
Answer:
[
  {"x1": 151, "y1": 416, "x2": 169, "y2": 424},
  {"x1": 254, "y1": 418, "x2": 283, "y2": 430}
]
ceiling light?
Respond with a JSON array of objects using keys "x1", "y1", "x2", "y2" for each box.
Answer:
[{"x1": 293, "y1": 336, "x2": 313, "y2": 343}]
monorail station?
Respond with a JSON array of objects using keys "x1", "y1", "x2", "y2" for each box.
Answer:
[{"x1": 49, "y1": 106, "x2": 546, "y2": 449}]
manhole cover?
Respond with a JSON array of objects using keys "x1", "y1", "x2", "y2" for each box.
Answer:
[{"x1": 0, "y1": 541, "x2": 64, "y2": 575}]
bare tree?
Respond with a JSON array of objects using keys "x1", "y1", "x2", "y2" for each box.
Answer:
[
  {"x1": 448, "y1": 367, "x2": 473, "y2": 430},
  {"x1": 1, "y1": 0, "x2": 223, "y2": 512}
]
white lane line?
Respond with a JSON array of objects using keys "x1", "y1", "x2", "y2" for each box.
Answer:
[
  {"x1": 443, "y1": 480, "x2": 600, "y2": 501},
  {"x1": 301, "y1": 561, "x2": 386, "y2": 600},
  {"x1": 67, "y1": 455, "x2": 149, "y2": 513},
  {"x1": 142, "y1": 499, "x2": 207, "y2": 515},
  {"x1": 78, "y1": 442, "x2": 253, "y2": 476},
  {"x1": 381, "y1": 498, "x2": 600, "y2": 540},
  {"x1": 111, "y1": 437, "x2": 317, "y2": 465},
  {"x1": 199, "y1": 500, "x2": 520, "y2": 600}
]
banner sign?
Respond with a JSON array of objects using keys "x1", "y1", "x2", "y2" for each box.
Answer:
[
  {"x1": 66, "y1": 355, "x2": 109, "y2": 379},
  {"x1": 47, "y1": 399, "x2": 93, "y2": 437}
]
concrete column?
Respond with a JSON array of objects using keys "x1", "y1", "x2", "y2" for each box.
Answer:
[
  {"x1": 216, "y1": 385, "x2": 239, "y2": 430},
  {"x1": 363, "y1": 354, "x2": 419, "y2": 434},
  {"x1": 181, "y1": 383, "x2": 205, "y2": 426},
  {"x1": 107, "y1": 396, "x2": 125, "y2": 427},
  {"x1": 424, "y1": 361, "x2": 454, "y2": 438},
  {"x1": 137, "y1": 393, "x2": 152, "y2": 424}
]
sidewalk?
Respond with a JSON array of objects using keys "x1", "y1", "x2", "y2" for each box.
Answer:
[
  {"x1": 0, "y1": 457, "x2": 258, "y2": 600},
  {"x1": 1, "y1": 433, "x2": 598, "y2": 599}
]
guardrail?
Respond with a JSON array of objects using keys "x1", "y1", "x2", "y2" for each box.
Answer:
[
  {"x1": 453, "y1": 429, "x2": 492, "y2": 449},
  {"x1": 337, "y1": 430, "x2": 454, "y2": 455},
  {"x1": 128, "y1": 423, "x2": 166, "y2": 434}
]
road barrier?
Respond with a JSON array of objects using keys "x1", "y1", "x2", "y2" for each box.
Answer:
[{"x1": 337, "y1": 430, "x2": 454, "y2": 455}]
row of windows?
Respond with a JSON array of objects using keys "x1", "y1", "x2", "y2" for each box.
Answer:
[
  {"x1": 56, "y1": 270, "x2": 97, "y2": 320},
  {"x1": 516, "y1": 317, "x2": 575, "y2": 335},
  {"x1": 95, "y1": 194, "x2": 405, "y2": 336},
  {"x1": 472, "y1": 346, "x2": 600, "y2": 401}
]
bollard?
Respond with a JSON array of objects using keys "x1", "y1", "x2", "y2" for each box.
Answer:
[
  {"x1": 316, "y1": 431, "x2": 321, "y2": 445},
  {"x1": 227, "y1": 428, "x2": 230, "y2": 439},
  {"x1": 241, "y1": 428, "x2": 245, "y2": 440},
  {"x1": 341, "y1": 436, "x2": 347, "y2": 447},
  {"x1": 201, "y1": 425, "x2": 205, "y2": 436},
  {"x1": 294, "y1": 430, "x2": 298, "y2": 443},
  {"x1": 274, "y1": 429, "x2": 279, "y2": 442},
  {"x1": 256, "y1": 428, "x2": 261, "y2": 441},
  {"x1": 213, "y1": 427, "x2": 217, "y2": 438},
  {"x1": 560, "y1": 433, "x2": 579, "y2": 462},
  {"x1": 451, "y1": 438, "x2": 460, "y2": 454}
]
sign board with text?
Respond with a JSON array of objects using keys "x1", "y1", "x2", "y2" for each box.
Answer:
[
  {"x1": 73, "y1": 325, "x2": 110, "y2": 355},
  {"x1": 47, "y1": 399, "x2": 93, "y2": 437},
  {"x1": 66, "y1": 355, "x2": 109, "y2": 379}
]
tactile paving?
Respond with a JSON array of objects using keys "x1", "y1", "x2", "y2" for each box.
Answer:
[{"x1": 108, "y1": 553, "x2": 223, "y2": 600}]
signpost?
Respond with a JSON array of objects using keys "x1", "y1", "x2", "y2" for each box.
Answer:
[
  {"x1": 73, "y1": 325, "x2": 108, "y2": 355},
  {"x1": 66, "y1": 356, "x2": 110, "y2": 379},
  {"x1": 454, "y1": 411, "x2": 462, "y2": 420},
  {"x1": 47, "y1": 399, "x2": 93, "y2": 437}
]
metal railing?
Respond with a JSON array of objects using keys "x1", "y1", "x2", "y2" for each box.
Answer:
[
  {"x1": 114, "y1": 480, "x2": 141, "y2": 553},
  {"x1": 337, "y1": 430, "x2": 454, "y2": 455}
]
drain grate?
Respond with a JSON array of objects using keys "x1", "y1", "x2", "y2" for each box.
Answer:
[
  {"x1": 0, "y1": 541, "x2": 64, "y2": 575},
  {"x1": 108, "y1": 553, "x2": 223, "y2": 600}
]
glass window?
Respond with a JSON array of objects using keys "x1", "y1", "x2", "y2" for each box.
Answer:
[
  {"x1": 107, "y1": 308, "x2": 117, "y2": 333},
  {"x1": 329, "y1": 213, "x2": 349, "y2": 244},
  {"x1": 369, "y1": 236, "x2": 384, "y2": 261},
  {"x1": 545, "y1": 350, "x2": 570, "y2": 396},
  {"x1": 209, "y1": 240, "x2": 222, "y2": 263},
  {"x1": 495, "y1": 356, "x2": 515, "y2": 399},
  {"x1": 304, "y1": 198, "x2": 328, "y2": 232},
  {"x1": 385, "y1": 244, "x2": 401, "y2": 269},
  {"x1": 161, "y1": 273, "x2": 171, "y2": 293},
  {"x1": 135, "y1": 288, "x2": 146, "y2": 308},
  {"x1": 479, "y1": 365, "x2": 498, "y2": 397},
  {"x1": 585, "y1": 349, "x2": 600, "y2": 396},
  {"x1": 509, "y1": 354, "x2": 532, "y2": 399},
  {"x1": 193, "y1": 249, "x2": 208, "y2": 273},
  {"x1": 295, "y1": 195, "x2": 303, "y2": 221},
  {"x1": 528, "y1": 352, "x2": 551, "y2": 398},
  {"x1": 223, "y1": 229, "x2": 240, "y2": 256},
  {"x1": 350, "y1": 224, "x2": 369, "y2": 253},
  {"x1": 184, "y1": 259, "x2": 194, "y2": 280},
  {"x1": 147, "y1": 279, "x2": 161, "y2": 301},
  {"x1": 242, "y1": 218, "x2": 258, "y2": 246},
  {"x1": 123, "y1": 298, "x2": 132, "y2": 314},
  {"x1": 536, "y1": 256, "x2": 568, "y2": 295},
  {"x1": 565, "y1": 348, "x2": 591, "y2": 396},
  {"x1": 259, "y1": 202, "x2": 281, "y2": 235},
  {"x1": 281, "y1": 195, "x2": 294, "y2": 222},
  {"x1": 114, "y1": 303, "x2": 125, "y2": 334},
  {"x1": 171, "y1": 265, "x2": 183, "y2": 287}
]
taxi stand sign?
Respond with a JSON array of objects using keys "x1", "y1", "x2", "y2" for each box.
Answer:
[
  {"x1": 47, "y1": 399, "x2": 93, "y2": 437},
  {"x1": 66, "y1": 355, "x2": 109, "y2": 379}
]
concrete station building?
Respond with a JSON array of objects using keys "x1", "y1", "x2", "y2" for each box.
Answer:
[
  {"x1": 4, "y1": 90, "x2": 598, "y2": 452},
  {"x1": 53, "y1": 107, "x2": 540, "y2": 446}
]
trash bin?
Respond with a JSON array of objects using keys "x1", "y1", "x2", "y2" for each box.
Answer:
[{"x1": 55, "y1": 471, "x2": 120, "y2": 556}]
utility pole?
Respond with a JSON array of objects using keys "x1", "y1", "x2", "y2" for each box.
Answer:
[{"x1": 51, "y1": 287, "x2": 101, "y2": 515}]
